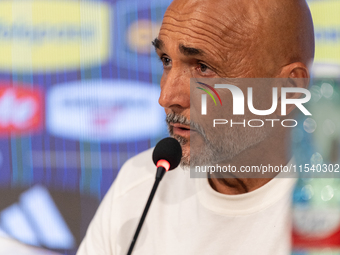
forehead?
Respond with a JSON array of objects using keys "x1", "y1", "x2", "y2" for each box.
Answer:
[
  {"x1": 161, "y1": 7, "x2": 227, "y2": 40},
  {"x1": 158, "y1": 3, "x2": 258, "y2": 59}
]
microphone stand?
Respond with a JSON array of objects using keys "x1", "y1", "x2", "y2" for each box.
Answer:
[{"x1": 126, "y1": 167, "x2": 166, "y2": 255}]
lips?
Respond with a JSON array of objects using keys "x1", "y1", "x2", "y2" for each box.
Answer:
[
  {"x1": 170, "y1": 123, "x2": 194, "y2": 138},
  {"x1": 172, "y1": 123, "x2": 190, "y2": 131}
]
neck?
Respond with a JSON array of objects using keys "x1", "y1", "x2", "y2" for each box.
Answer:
[{"x1": 208, "y1": 176, "x2": 275, "y2": 195}]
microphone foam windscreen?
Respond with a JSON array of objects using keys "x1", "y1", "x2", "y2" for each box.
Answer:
[{"x1": 152, "y1": 137, "x2": 182, "y2": 170}]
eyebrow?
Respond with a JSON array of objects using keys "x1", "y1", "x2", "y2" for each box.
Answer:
[
  {"x1": 179, "y1": 44, "x2": 205, "y2": 56},
  {"x1": 152, "y1": 38, "x2": 205, "y2": 57},
  {"x1": 152, "y1": 38, "x2": 164, "y2": 50}
]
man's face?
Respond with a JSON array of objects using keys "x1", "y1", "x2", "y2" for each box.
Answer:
[{"x1": 154, "y1": 2, "x2": 275, "y2": 167}]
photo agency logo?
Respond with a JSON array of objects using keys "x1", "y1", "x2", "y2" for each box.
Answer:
[
  {"x1": 190, "y1": 78, "x2": 315, "y2": 179},
  {"x1": 196, "y1": 82, "x2": 222, "y2": 114},
  {"x1": 195, "y1": 78, "x2": 312, "y2": 128}
]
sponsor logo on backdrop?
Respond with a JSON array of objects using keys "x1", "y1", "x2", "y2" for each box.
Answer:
[
  {"x1": 127, "y1": 20, "x2": 161, "y2": 55},
  {"x1": 293, "y1": 206, "x2": 340, "y2": 248},
  {"x1": 309, "y1": 0, "x2": 340, "y2": 65},
  {"x1": 0, "y1": 0, "x2": 110, "y2": 72},
  {"x1": 0, "y1": 185, "x2": 75, "y2": 249},
  {"x1": 47, "y1": 80, "x2": 164, "y2": 142},
  {"x1": 115, "y1": 0, "x2": 171, "y2": 73},
  {"x1": 0, "y1": 83, "x2": 43, "y2": 134}
]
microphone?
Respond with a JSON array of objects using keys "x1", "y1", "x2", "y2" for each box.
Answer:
[{"x1": 127, "y1": 137, "x2": 182, "y2": 255}]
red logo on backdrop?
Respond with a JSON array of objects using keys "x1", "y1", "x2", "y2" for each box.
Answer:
[
  {"x1": 292, "y1": 208, "x2": 340, "y2": 249},
  {"x1": 0, "y1": 83, "x2": 43, "y2": 134},
  {"x1": 293, "y1": 228, "x2": 340, "y2": 248}
]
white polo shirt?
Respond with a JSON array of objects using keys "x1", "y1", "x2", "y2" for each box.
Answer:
[{"x1": 77, "y1": 148, "x2": 296, "y2": 255}]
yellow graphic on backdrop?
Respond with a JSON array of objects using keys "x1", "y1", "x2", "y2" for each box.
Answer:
[
  {"x1": 127, "y1": 20, "x2": 161, "y2": 54},
  {"x1": 0, "y1": 0, "x2": 110, "y2": 72},
  {"x1": 309, "y1": 0, "x2": 340, "y2": 65}
]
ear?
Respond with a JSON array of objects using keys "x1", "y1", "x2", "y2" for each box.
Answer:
[{"x1": 275, "y1": 62, "x2": 310, "y2": 116}]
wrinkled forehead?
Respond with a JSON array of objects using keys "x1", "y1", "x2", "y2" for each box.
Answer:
[
  {"x1": 162, "y1": 0, "x2": 261, "y2": 29},
  {"x1": 159, "y1": 0, "x2": 261, "y2": 50}
]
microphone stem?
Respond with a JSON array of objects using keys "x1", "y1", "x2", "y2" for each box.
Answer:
[{"x1": 127, "y1": 167, "x2": 166, "y2": 255}]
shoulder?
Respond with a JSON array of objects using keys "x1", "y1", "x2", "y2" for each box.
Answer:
[
  {"x1": 111, "y1": 147, "x2": 193, "y2": 203},
  {"x1": 112, "y1": 147, "x2": 155, "y2": 199},
  {"x1": 77, "y1": 147, "x2": 163, "y2": 255}
]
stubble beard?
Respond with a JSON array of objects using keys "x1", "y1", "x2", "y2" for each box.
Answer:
[{"x1": 166, "y1": 112, "x2": 269, "y2": 169}]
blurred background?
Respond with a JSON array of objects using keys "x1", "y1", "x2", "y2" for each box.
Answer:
[{"x1": 0, "y1": 0, "x2": 339, "y2": 254}]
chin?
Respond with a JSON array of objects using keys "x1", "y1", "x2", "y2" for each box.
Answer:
[{"x1": 170, "y1": 135, "x2": 191, "y2": 169}]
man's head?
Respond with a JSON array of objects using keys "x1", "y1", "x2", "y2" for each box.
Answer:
[{"x1": 153, "y1": 0, "x2": 315, "y2": 167}]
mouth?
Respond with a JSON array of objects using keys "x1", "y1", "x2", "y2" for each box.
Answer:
[{"x1": 170, "y1": 123, "x2": 194, "y2": 138}]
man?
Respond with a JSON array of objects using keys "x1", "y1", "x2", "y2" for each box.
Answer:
[{"x1": 77, "y1": 0, "x2": 314, "y2": 254}]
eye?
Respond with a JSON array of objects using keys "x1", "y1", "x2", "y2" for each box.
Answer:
[
  {"x1": 199, "y1": 63, "x2": 208, "y2": 72},
  {"x1": 161, "y1": 56, "x2": 171, "y2": 68},
  {"x1": 196, "y1": 62, "x2": 216, "y2": 76}
]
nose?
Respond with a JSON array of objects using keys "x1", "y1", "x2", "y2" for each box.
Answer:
[{"x1": 158, "y1": 67, "x2": 190, "y2": 110}]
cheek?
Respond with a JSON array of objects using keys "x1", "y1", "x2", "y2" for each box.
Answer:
[
  {"x1": 244, "y1": 86, "x2": 279, "y2": 119},
  {"x1": 250, "y1": 89, "x2": 273, "y2": 110}
]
